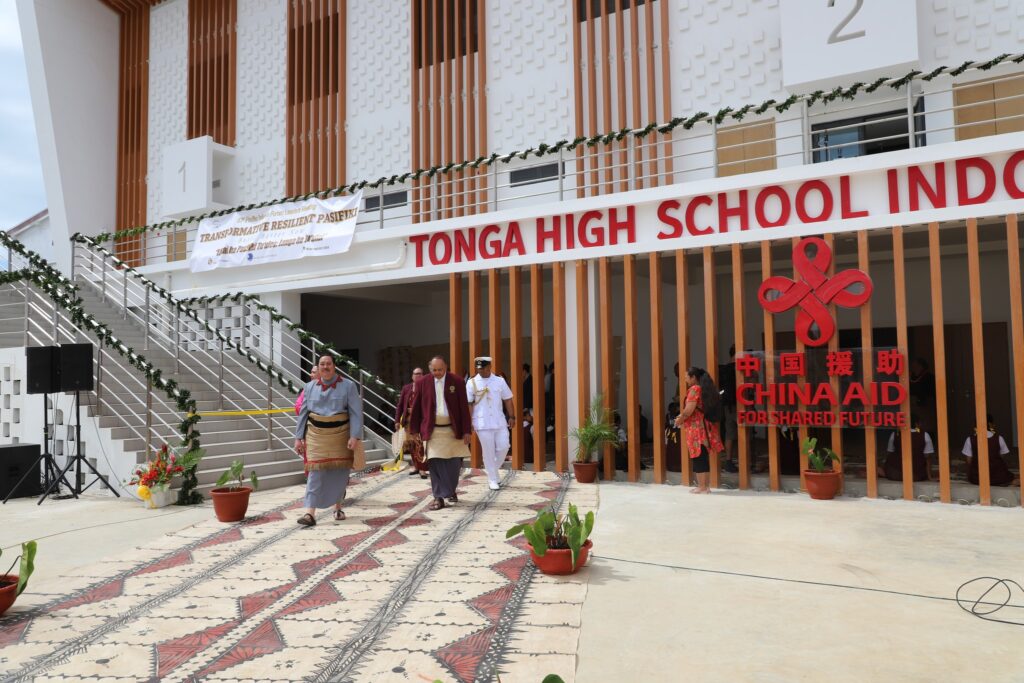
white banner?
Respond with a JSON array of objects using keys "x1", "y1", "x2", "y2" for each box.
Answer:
[{"x1": 189, "y1": 192, "x2": 362, "y2": 272}]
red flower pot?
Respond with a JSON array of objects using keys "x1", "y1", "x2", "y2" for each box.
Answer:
[
  {"x1": 210, "y1": 486, "x2": 252, "y2": 522},
  {"x1": 0, "y1": 574, "x2": 19, "y2": 617},
  {"x1": 804, "y1": 470, "x2": 842, "y2": 500},
  {"x1": 529, "y1": 540, "x2": 593, "y2": 576},
  {"x1": 573, "y1": 461, "x2": 599, "y2": 484}
]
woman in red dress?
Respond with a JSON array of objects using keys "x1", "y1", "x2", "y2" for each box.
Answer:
[{"x1": 674, "y1": 366, "x2": 725, "y2": 494}]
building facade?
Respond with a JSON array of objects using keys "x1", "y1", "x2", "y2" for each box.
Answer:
[{"x1": 17, "y1": 0, "x2": 1024, "y2": 504}]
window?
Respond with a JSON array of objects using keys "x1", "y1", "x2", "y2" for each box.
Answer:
[
  {"x1": 716, "y1": 120, "x2": 776, "y2": 177},
  {"x1": 954, "y1": 73, "x2": 1024, "y2": 141},
  {"x1": 509, "y1": 162, "x2": 562, "y2": 187},
  {"x1": 364, "y1": 190, "x2": 409, "y2": 212},
  {"x1": 414, "y1": 0, "x2": 479, "y2": 70},
  {"x1": 811, "y1": 101, "x2": 924, "y2": 164},
  {"x1": 576, "y1": 0, "x2": 647, "y2": 21}
]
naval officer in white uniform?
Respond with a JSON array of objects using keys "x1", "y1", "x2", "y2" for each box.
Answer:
[{"x1": 467, "y1": 356, "x2": 515, "y2": 490}]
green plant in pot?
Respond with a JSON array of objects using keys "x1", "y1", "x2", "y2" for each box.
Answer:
[
  {"x1": 210, "y1": 460, "x2": 259, "y2": 523},
  {"x1": 801, "y1": 436, "x2": 842, "y2": 500},
  {"x1": 568, "y1": 395, "x2": 618, "y2": 483},
  {"x1": 0, "y1": 540, "x2": 37, "y2": 616},
  {"x1": 506, "y1": 503, "x2": 594, "y2": 575}
]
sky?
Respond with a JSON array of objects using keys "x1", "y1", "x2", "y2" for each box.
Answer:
[{"x1": 0, "y1": 0, "x2": 46, "y2": 230}]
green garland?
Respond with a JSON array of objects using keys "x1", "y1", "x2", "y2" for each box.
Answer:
[
  {"x1": 0, "y1": 231, "x2": 204, "y2": 504},
  {"x1": 72, "y1": 234, "x2": 303, "y2": 396},
  {"x1": 86, "y1": 53, "x2": 1024, "y2": 248}
]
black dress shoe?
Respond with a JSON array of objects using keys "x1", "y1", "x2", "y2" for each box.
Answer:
[
  {"x1": 429, "y1": 498, "x2": 446, "y2": 511},
  {"x1": 446, "y1": 494, "x2": 458, "y2": 504}
]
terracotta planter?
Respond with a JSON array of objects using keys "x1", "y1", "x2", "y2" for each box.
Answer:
[
  {"x1": 804, "y1": 470, "x2": 842, "y2": 500},
  {"x1": 529, "y1": 540, "x2": 593, "y2": 576},
  {"x1": 210, "y1": 486, "x2": 252, "y2": 522},
  {"x1": 572, "y1": 461, "x2": 599, "y2": 484},
  {"x1": 0, "y1": 575, "x2": 18, "y2": 617}
]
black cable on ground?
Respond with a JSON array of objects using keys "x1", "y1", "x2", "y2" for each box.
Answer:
[{"x1": 592, "y1": 554, "x2": 1024, "y2": 626}]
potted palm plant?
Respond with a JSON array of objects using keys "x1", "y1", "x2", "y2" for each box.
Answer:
[
  {"x1": 802, "y1": 436, "x2": 842, "y2": 500},
  {"x1": 0, "y1": 541, "x2": 37, "y2": 617},
  {"x1": 569, "y1": 395, "x2": 618, "y2": 483},
  {"x1": 210, "y1": 460, "x2": 259, "y2": 522},
  {"x1": 506, "y1": 504, "x2": 594, "y2": 575}
]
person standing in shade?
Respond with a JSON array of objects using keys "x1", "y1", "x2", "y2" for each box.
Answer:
[
  {"x1": 295, "y1": 364, "x2": 320, "y2": 415},
  {"x1": 396, "y1": 367, "x2": 428, "y2": 479},
  {"x1": 409, "y1": 356, "x2": 472, "y2": 510},
  {"x1": 467, "y1": 356, "x2": 514, "y2": 490},
  {"x1": 674, "y1": 366, "x2": 725, "y2": 494},
  {"x1": 294, "y1": 354, "x2": 363, "y2": 526}
]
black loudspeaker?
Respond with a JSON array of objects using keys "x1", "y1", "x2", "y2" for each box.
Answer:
[
  {"x1": 60, "y1": 343, "x2": 95, "y2": 391},
  {"x1": 25, "y1": 346, "x2": 60, "y2": 394},
  {"x1": 0, "y1": 443, "x2": 43, "y2": 498}
]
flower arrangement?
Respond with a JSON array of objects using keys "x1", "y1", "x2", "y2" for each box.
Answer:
[{"x1": 127, "y1": 445, "x2": 203, "y2": 503}]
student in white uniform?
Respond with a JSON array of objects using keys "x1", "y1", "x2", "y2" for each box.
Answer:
[{"x1": 467, "y1": 356, "x2": 515, "y2": 490}]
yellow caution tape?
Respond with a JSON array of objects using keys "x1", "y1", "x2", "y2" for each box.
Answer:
[{"x1": 187, "y1": 408, "x2": 294, "y2": 417}]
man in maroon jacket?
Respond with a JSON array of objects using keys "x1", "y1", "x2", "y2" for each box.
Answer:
[
  {"x1": 395, "y1": 367, "x2": 427, "y2": 478},
  {"x1": 409, "y1": 356, "x2": 472, "y2": 510}
]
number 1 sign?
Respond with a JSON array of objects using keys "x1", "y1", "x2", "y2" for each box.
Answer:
[{"x1": 779, "y1": 0, "x2": 920, "y2": 90}]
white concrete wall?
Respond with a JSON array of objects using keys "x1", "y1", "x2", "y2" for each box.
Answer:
[
  {"x1": 17, "y1": 0, "x2": 119, "y2": 272},
  {"x1": 146, "y1": 0, "x2": 188, "y2": 223}
]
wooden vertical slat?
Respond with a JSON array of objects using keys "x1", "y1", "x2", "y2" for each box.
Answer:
[
  {"x1": 732, "y1": 243, "x2": 749, "y2": 489},
  {"x1": 650, "y1": 252, "x2": 666, "y2": 482},
  {"x1": 531, "y1": 264, "x2": 546, "y2": 472},
  {"x1": 476, "y1": 0, "x2": 486, "y2": 188},
  {"x1": 432, "y1": 0, "x2": 441, "y2": 219},
  {"x1": 411, "y1": 0, "x2": 421, "y2": 221},
  {"x1": 311, "y1": 0, "x2": 321, "y2": 192},
  {"x1": 928, "y1": 222, "x2": 951, "y2": 503},
  {"x1": 465, "y1": 0, "x2": 476, "y2": 215},
  {"x1": 585, "y1": 0, "x2": 598, "y2": 197},
  {"x1": 572, "y1": 0, "x2": 585, "y2": 198},
  {"x1": 892, "y1": 227, "x2": 914, "y2": 500},
  {"x1": 824, "y1": 234, "x2": 844, "y2": 488},
  {"x1": 329, "y1": 0, "x2": 337, "y2": 186},
  {"x1": 703, "y1": 247, "x2": 719, "y2": 488},
  {"x1": 449, "y1": 273, "x2": 463, "y2": 377},
  {"x1": 553, "y1": 262, "x2": 569, "y2": 473},
  {"x1": 509, "y1": 266, "x2": 524, "y2": 469},
  {"x1": 857, "y1": 231, "x2": 878, "y2": 498},
  {"x1": 286, "y1": 0, "x2": 295, "y2": 194},
  {"x1": 676, "y1": 250, "x2": 691, "y2": 486},
  {"x1": 576, "y1": 260, "x2": 591, "y2": 426},
  {"x1": 488, "y1": 268, "x2": 502, "y2": 376},
  {"x1": 468, "y1": 269, "x2": 482, "y2": 469},
  {"x1": 599, "y1": 0, "x2": 613, "y2": 194},
  {"x1": 623, "y1": 254, "x2": 641, "y2": 481},
  {"x1": 454, "y1": 0, "x2": 464, "y2": 216},
  {"x1": 228, "y1": 0, "x2": 236, "y2": 145},
  {"x1": 1005, "y1": 214, "x2": 1024, "y2": 506},
  {"x1": 299, "y1": 0, "x2": 308, "y2": 193},
  {"x1": 441, "y1": 0, "x2": 451, "y2": 217},
  {"x1": 599, "y1": 257, "x2": 615, "y2": 480},
  {"x1": 966, "y1": 218, "x2": 991, "y2": 504},
  {"x1": 421, "y1": 0, "x2": 432, "y2": 220},
  {"x1": 628, "y1": 0, "x2": 642, "y2": 186},
  {"x1": 336, "y1": 0, "x2": 346, "y2": 189},
  {"x1": 642, "y1": 0, "x2": 656, "y2": 185},
  {"x1": 658, "y1": 0, "x2": 674, "y2": 183},
  {"x1": 614, "y1": 0, "x2": 628, "y2": 193},
  {"x1": 761, "y1": 242, "x2": 780, "y2": 491}
]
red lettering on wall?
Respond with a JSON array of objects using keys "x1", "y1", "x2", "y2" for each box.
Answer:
[
  {"x1": 429, "y1": 232, "x2": 453, "y2": 265},
  {"x1": 502, "y1": 221, "x2": 526, "y2": 257},
  {"x1": 685, "y1": 195, "x2": 714, "y2": 235},
  {"x1": 564, "y1": 213, "x2": 576, "y2": 250},
  {"x1": 887, "y1": 169, "x2": 900, "y2": 214},
  {"x1": 754, "y1": 186, "x2": 791, "y2": 228},
  {"x1": 608, "y1": 206, "x2": 636, "y2": 245},
  {"x1": 479, "y1": 225, "x2": 502, "y2": 259},
  {"x1": 578, "y1": 210, "x2": 605, "y2": 247},
  {"x1": 1004, "y1": 150, "x2": 1024, "y2": 199},
  {"x1": 795, "y1": 180, "x2": 833, "y2": 223},
  {"x1": 454, "y1": 228, "x2": 476, "y2": 262},
  {"x1": 839, "y1": 175, "x2": 869, "y2": 218},
  {"x1": 536, "y1": 216, "x2": 561, "y2": 253},
  {"x1": 409, "y1": 234, "x2": 429, "y2": 267},
  {"x1": 956, "y1": 156, "x2": 997, "y2": 205},
  {"x1": 907, "y1": 162, "x2": 947, "y2": 211},
  {"x1": 718, "y1": 190, "x2": 749, "y2": 233},
  {"x1": 657, "y1": 199, "x2": 684, "y2": 239}
]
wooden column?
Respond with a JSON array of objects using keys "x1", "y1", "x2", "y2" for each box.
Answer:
[
  {"x1": 858, "y1": 231, "x2": 878, "y2": 499},
  {"x1": 571, "y1": 0, "x2": 585, "y2": 198},
  {"x1": 584, "y1": 0, "x2": 598, "y2": 196},
  {"x1": 703, "y1": 247, "x2": 719, "y2": 488},
  {"x1": 676, "y1": 251, "x2": 691, "y2": 486},
  {"x1": 468, "y1": 270, "x2": 482, "y2": 469},
  {"x1": 892, "y1": 226, "x2": 914, "y2": 500},
  {"x1": 1007, "y1": 215, "x2": 1024, "y2": 506},
  {"x1": 614, "y1": 0, "x2": 628, "y2": 193},
  {"x1": 531, "y1": 264, "x2": 546, "y2": 472},
  {"x1": 658, "y1": 0, "x2": 674, "y2": 182},
  {"x1": 599, "y1": 0, "x2": 613, "y2": 194},
  {"x1": 509, "y1": 266, "x2": 524, "y2": 470},
  {"x1": 623, "y1": 254, "x2": 641, "y2": 481},
  {"x1": 599, "y1": 257, "x2": 616, "y2": 480},
  {"x1": 928, "y1": 222, "x2": 951, "y2": 503},
  {"x1": 449, "y1": 272, "x2": 462, "y2": 377},
  {"x1": 650, "y1": 253, "x2": 666, "y2": 483},
  {"x1": 761, "y1": 242, "x2": 780, "y2": 491},
  {"x1": 966, "y1": 218, "x2": 991, "y2": 504},
  {"x1": 731, "y1": 244, "x2": 750, "y2": 489},
  {"x1": 553, "y1": 262, "x2": 569, "y2": 473},
  {"x1": 576, "y1": 260, "x2": 592, "y2": 426}
]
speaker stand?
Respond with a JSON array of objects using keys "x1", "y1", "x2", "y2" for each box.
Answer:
[
  {"x1": 3, "y1": 394, "x2": 75, "y2": 505},
  {"x1": 52, "y1": 391, "x2": 119, "y2": 498}
]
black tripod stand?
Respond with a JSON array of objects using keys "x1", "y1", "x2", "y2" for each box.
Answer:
[
  {"x1": 1, "y1": 393, "x2": 75, "y2": 505},
  {"x1": 47, "y1": 390, "x2": 119, "y2": 500}
]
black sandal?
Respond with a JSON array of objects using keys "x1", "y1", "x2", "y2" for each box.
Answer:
[
  {"x1": 429, "y1": 498, "x2": 445, "y2": 511},
  {"x1": 333, "y1": 509, "x2": 346, "y2": 521},
  {"x1": 297, "y1": 513, "x2": 316, "y2": 527}
]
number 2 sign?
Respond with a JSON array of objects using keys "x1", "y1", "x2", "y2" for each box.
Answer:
[{"x1": 779, "y1": 0, "x2": 920, "y2": 90}]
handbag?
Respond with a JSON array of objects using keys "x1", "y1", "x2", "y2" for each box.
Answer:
[
  {"x1": 391, "y1": 427, "x2": 406, "y2": 457},
  {"x1": 352, "y1": 439, "x2": 367, "y2": 470}
]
